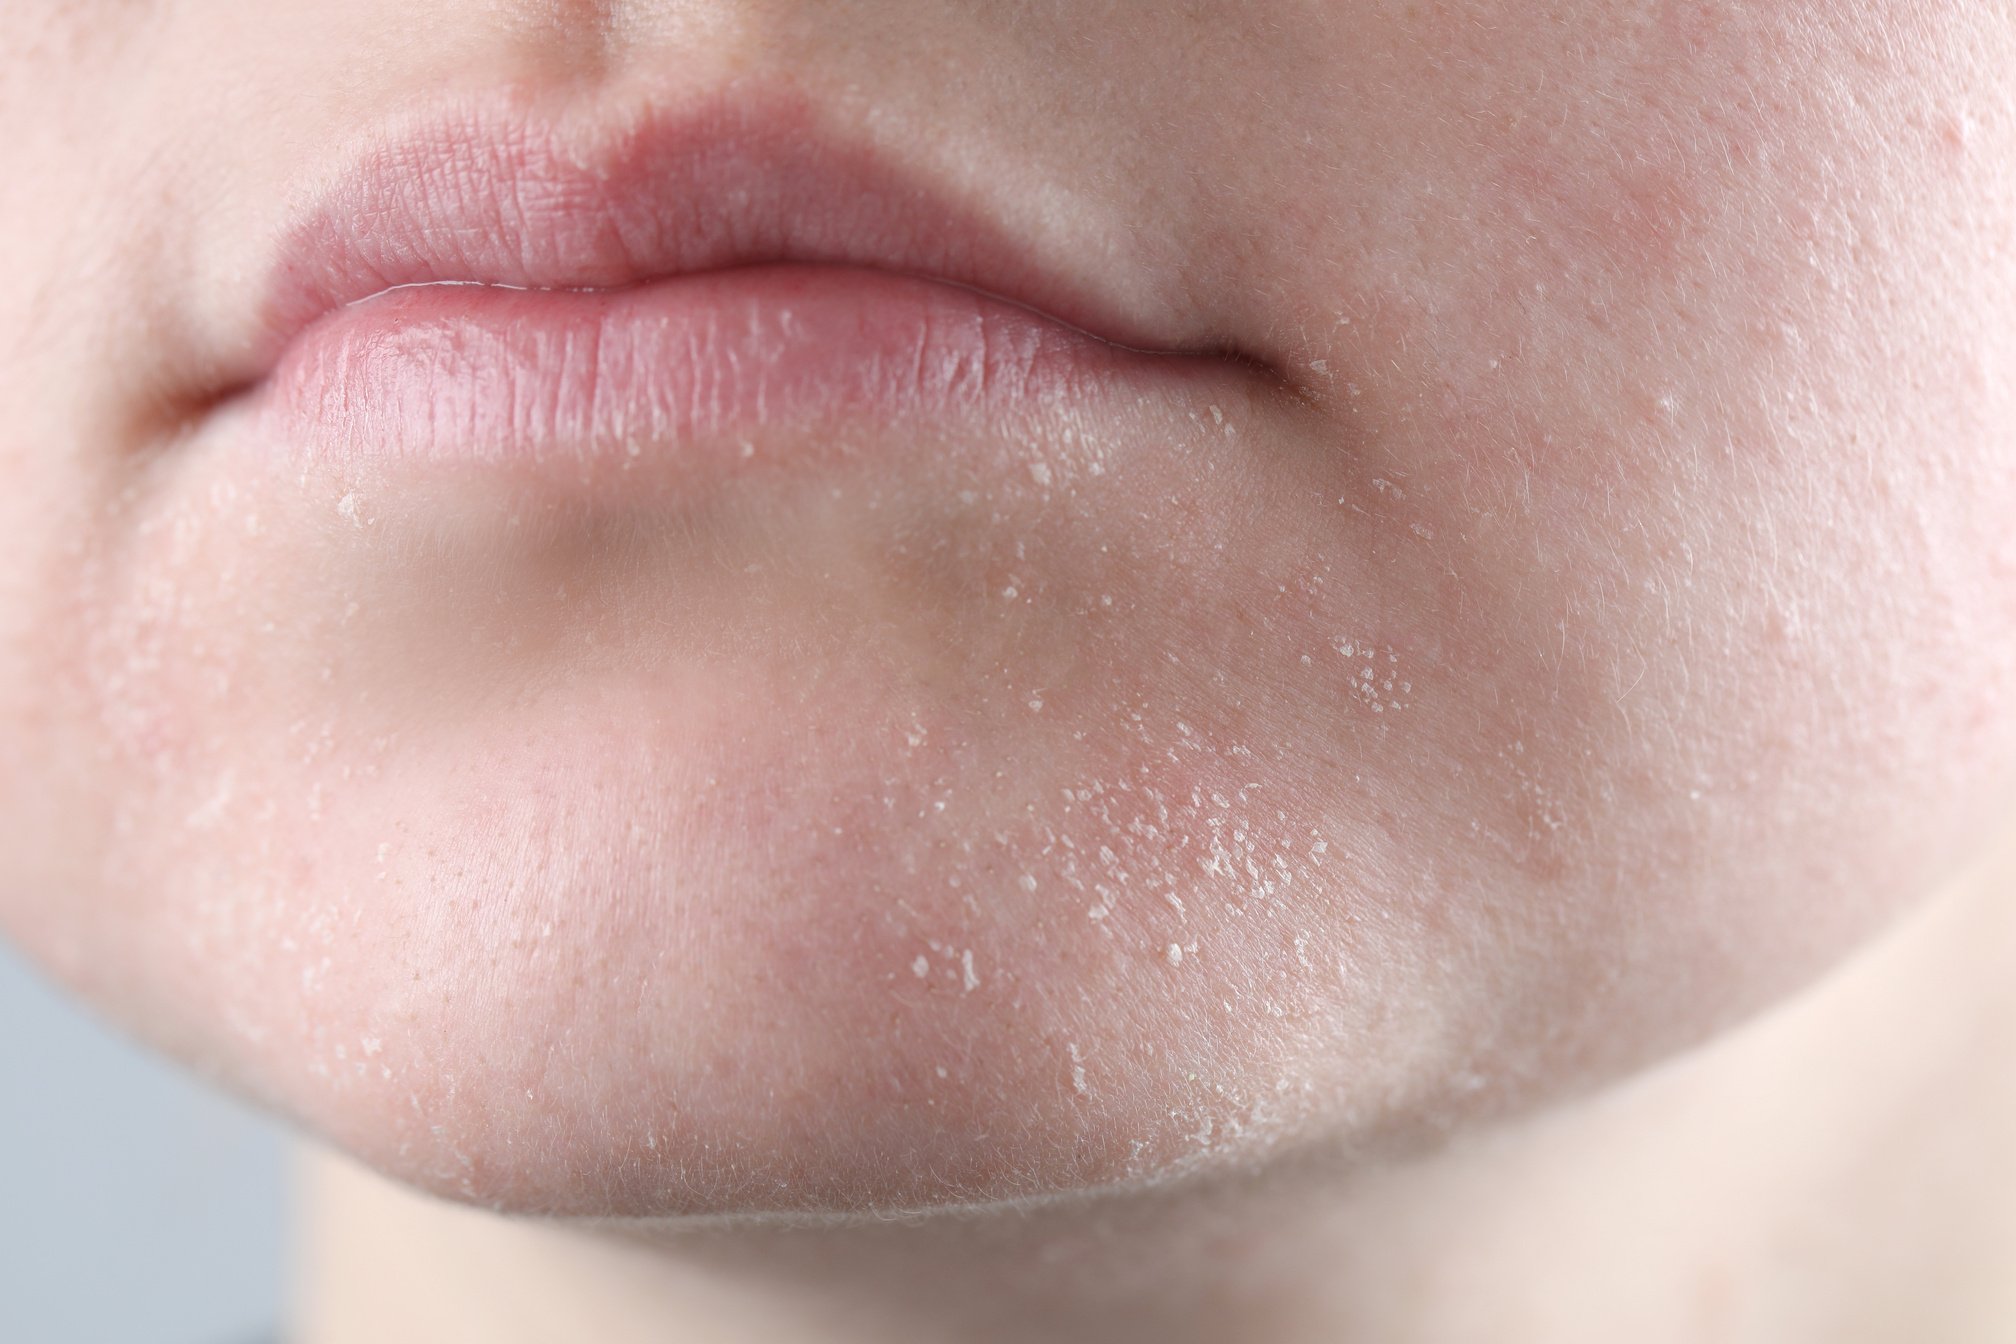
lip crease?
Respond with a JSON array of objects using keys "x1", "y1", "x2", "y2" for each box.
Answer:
[{"x1": 234, "y1": 83, "x2": 1267, "y2": 473}]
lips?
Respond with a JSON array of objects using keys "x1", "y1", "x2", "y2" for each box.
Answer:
[{"x1": 238, "y1": 85, "x2": 1261, "y2": 475}]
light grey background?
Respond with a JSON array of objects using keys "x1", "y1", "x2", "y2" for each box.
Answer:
[{"x1": 0, "y1": 938, "x2": 289, "y2": 1344}]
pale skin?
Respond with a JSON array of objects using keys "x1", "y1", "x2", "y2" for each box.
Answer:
[{"x1": 3, "y1": 3, "x2": 2015, "y2": 1342}]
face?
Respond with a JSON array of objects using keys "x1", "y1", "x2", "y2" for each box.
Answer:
[{"x1": 3, "y1": 0, "x2": 2012, "y2": 1217}]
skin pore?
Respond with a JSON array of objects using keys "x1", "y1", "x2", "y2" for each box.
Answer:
[{"x1": 2, "y1": 2, "x2": 2014, "y2": 1340}]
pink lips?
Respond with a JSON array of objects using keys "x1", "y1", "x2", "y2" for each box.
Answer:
[{"x1": 246, "y1": 88, "x2": 1248, "y2": 474}]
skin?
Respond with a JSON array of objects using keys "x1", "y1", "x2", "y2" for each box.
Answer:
[{"x1": 3, "y1": 1, "x2": 2014, "y2": 1338}]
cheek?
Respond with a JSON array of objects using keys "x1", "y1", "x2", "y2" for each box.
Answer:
[{"x1": 1340, "y1": 0, "x2": 2016, "y2": 1013}]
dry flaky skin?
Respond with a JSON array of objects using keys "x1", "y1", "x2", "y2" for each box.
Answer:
[{"x1": 1, "y1": 0, "x2": 2013, "y2": 1223}]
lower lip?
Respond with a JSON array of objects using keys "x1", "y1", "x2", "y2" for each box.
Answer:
[{"x1": 252, "y1": 265, "x2": 1217, "y2": 475}]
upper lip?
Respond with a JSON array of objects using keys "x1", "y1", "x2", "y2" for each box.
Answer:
[{"x1": 243, "y1": 82, "x2": 1260, "y2": 383}]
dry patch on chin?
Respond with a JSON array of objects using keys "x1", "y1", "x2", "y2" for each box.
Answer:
[{"x1": 154, "y1": 631, "x2": 1465, "y2": 1219}]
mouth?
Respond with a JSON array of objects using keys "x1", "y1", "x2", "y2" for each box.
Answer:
[{"x1": 230, "y1": 83, "x2": 1281, "y2": 478}]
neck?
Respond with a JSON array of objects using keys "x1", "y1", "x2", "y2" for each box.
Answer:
[{"x1": 292, "y1": 844, "x2": 2016, "y2": 1344}]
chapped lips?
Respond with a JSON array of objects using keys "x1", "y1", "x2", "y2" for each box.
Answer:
[
  {"x1": 254, "y1": 85, "x2": 1218, "y2": 365},
  {"x1": 234, "y1": 85, "x2": 1270, "y2": 471}
]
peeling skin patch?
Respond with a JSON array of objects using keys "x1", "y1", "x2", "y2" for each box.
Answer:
[
  {"x1": 1499, "y1": 739, "x2": 1569, "y2": 842},
  {"x1": 1332, "y1": 638, "x2": 1411, "y2": 713},
  {"x1": 960, "y1": 947, "x2": 979, "y2": 992},
  {"x1": 1068, "y1": 1042, "x2": 1088, "y2": 1096},
  {"x1": 912, "y1": 955, "x2": 930, "y2": 978},
  {"x1": 1016, "y1": 741, "x2": 1344, "y2": 955}
]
